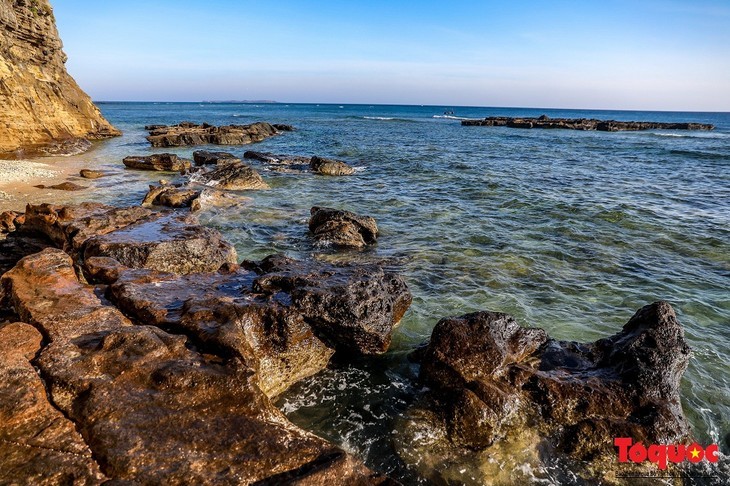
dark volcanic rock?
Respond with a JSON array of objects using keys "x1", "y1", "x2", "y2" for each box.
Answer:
[
  {"x1": 108, "y1": 265, "x2": 334, "y2": 398},
  {"x1": 83, "y1": 212, "x2": 238, "y2": 274},
  {"x1": 398, "y1": 302, "x2": 692, "y2": 483},
  {"x1": 79, "y1": 169, "x2": 105, "y2": 179},
  {"x1": 309, "y1": 206, "x2": 379, "y2": 248},
  {"x1": 192, "y1": 150, "x2": 241, "y2": 166},
  {"x1": 0, "y1": 322, "x2": 106, "y2": 484},
  {"x1": 141, "y1": 184, "x2": 202, "y2": 209},
  {"x1": 1, "y1": 249, "x2": 387, "y2": 484},
  {"x1": 462, "y1": 115, "x2": 714, "y2": 131},
  {"x1": 122, "y1": 153, "x2": 192, "y2": 171},
  {"x1": 249, "y1": 254, "x2": 412, "y2": 354},
  {"x1": 310, "y1": 156, "x2": 356, "y2": 176},
  {"x1": 146, "y1": 121, "x2": 287, "y2": 147},
  {"x1": 192, "y1": 161, "x2": 269, "y2": 190}
]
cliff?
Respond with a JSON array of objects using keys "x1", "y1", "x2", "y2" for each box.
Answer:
[{"x1": 0, "y1": 0, "x2": 120, "y2": 158}]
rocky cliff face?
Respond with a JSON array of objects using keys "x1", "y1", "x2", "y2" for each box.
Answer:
[{"x1": 0, "y1": 0, "x2": 120, "y2": 158}]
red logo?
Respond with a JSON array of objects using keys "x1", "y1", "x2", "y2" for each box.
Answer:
[{"x1": 615, "y1": 437, "x2": 720, "y2": 470}]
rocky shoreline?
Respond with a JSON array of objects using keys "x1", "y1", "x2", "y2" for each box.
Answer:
[{"x1": 462, "y1": 115, "x2": 715, "y2": 131}]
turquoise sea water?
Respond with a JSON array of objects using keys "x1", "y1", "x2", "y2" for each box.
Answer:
[{"x1": 36, "y1": 103, "x2": 730, "y2": 483}]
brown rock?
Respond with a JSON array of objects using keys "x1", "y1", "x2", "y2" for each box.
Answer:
[
  {"x1": 0, "y1": 210, "x2": 22, "y2": 233},
  {"x1": 122, "y1": 153, "x2": 192, "y2": 171},
  {"x1": 2, "y1": 248, "x2": 387, "y2": 484},
  {"x1": 34, "y1": 181, "x2": 87, "y2": 191},
  {"x1": 141, "y1": 184, "x2": 202, "y2": 209},
  {"x1": 82, "y1": 212, "x2": 238, "y2": 274},
  {"x1": 250, "y1": 254, "x2": 412, "y2": 354},
  {"x1": 192, "y1": 161, "x2": 269, "y2": 190},
  {"x1": 310, "y1": 156, "x2": 356, "y2": 176},
  {"x1": 192, "y1": 150, "x2": 241, "y2": 166},
  {"x1": 79, "y1": 169, "x2": 104, "y2": 179},
  {"x1": 0, "y1": 232, "x2": 53, "y2": 278},
  {"x1": 0, "y1": 322, "x2": 106, "y2": 484},
  {"x1": 146, "y1": 122, "x2": 287, "y2": 147},
  {"x1": 309, "y1": 206, "x2": 379, "y2": 248},
  {"x1": 0, "y1": 0, "x2": 120, "y2": 158}
]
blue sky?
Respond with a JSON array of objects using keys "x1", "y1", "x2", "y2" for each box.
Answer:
[{"x1": 53, "y1": 0, "x2": 730, "y2": 110}]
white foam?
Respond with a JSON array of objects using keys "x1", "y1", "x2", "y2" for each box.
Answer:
[{"x1": 432, "y1": 115, "x2": 471, "y2": 120}]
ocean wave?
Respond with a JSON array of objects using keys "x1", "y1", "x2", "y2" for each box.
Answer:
[
  {"x1": 644, "y1": 131, "x2": 730, "y2": 139},
  {"x1": 432, "y1": 115, "x2": 471, "y2": 120},
  {"x1": 360, "y1": 116, "x2": 418, "y2": 123},
  {"x1": 363, "y1": 116, "x2": 395, "y2": 120}
]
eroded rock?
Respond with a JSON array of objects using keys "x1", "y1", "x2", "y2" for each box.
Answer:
[
  {"x1": 191, "y1": 161, "x2": 269, "y2": 190},
  {"x1": 192, "y1": 150, "x2": 241, "y2": 166},
  {"x1": 79, "y1": 169, "x2": 105, "y2": 179},
  {"x1": 123, "y1": 153, "x2": 192, "y2": 171},
  {"x1": 244, "y1": 150, "x2": 312, "y2": 173},
  {"x1": 141, "y1": 184, "x2": 202, "y2": 209},
  {"x1": 309, "y1": 206, "x2": 379, "y2": 248},
  {"x1": 146, "y1": 122, "x2": 287, "y2": 147},
  {"x1": 310, "y1": 156, "x2": 356, "y2": 176},
  {"x1": 398, "y1": 303, "x2": 693, "y2": 484}
]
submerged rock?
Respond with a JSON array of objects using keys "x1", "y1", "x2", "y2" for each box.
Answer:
[
  {"x1": 191, "y1": 161, "x2": 269, "y2": 190},
  {"x1": 192, "y1": 150, "x2": 241, "y2": 166},
  {"x1": 309, "y1": 206, "x2": 379, "y2": 248},
  {"x1": 33, "y1": 181, "x2": 87, "y2": 191},
  {"x1": 123, "y1": 153, "x2": 192, "y2": 171},
  {"x1": 249, "y1": 254, "x2": 412, "y2": 354},
  {"x1": 79, "y1": 169, "x2": 105, "y2": 179},
  {"x1": 310, "y1": 155, "x2": 356, "y2": 176},
  {"x1": 1, "y1": 249, "x2": 388, "y2": 484},
  {"x1": 398, "y1": 302, "x2": 693, "y2": 484},
  {"x1": 146, "y1": 121, "x2": 287, "y2": 147}
]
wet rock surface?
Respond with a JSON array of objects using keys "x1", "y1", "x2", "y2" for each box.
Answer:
[
  {"x1": 123, "y1": 153, "x2": 192, "y2": 171},
  {"x1": 309, "y1": 206, "x2": 379, "y2": 248},
  {"x1": 462, "y1": 115, "x2": 715, "y2": 131},
  {"x1": 79, "y1": 169, "x2": 105, "y2": 179},
  {"x1": 142, "y1": 184, "x2": 202, "y2": 209},
  {"x1": 146, "y1": 121, "x2": 287, "y2": 147},
  {"x1": 244, "y1": 150, "x2": 312, "y2": 173},
  {"x1": 34, "y1": 181, "x2": 87, "y2": 191},
  {"x1": 399, "y1": 302, "x2": 693, "y2": 484},
  {"x1": 191, "y1": 161, "x2": 269, "y2": 190},
  {"x1": 0, "y1": 249, "x2": 390, "y2": 484},
  {"x1": 192, "y1": 150, "x2": 241, "y2": 166},
  {"x1": 310, "y1": 155, "x2": 356, "y2": 175}
]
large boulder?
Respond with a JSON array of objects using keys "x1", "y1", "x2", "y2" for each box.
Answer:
[
  {"x1": 0, "y1": 249, "x2": 388, "y2": 484},
  {"x1": 146, "y1": 121, "x2": 287, "y2": 147},
  {"x1": 191, "y1": 161, "x2": 269, "y2": 190},
  {"x1": 310, "y1": 156, "x2": 356, "y2": 176},
  {"x1": 83, "y1": 212, "x2": 238, "y2": 274},
  {"x1": 248, "y1": 254, "x2": 412, "y2": 354},
  {"x1": 397, "y1": 303, "x2": 693, "y2": 484},
  {"x1": 309, "y1": 206, "x2": 379, "y2": 248},
  {"x1": 123, "y1": 153, "x2": 192, "y2": 171},
  {"x1": 0, "y1": 322, "x2": 106, "y2": 484}
]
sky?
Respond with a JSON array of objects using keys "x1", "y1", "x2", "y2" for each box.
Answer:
[{"x1": 52, "y1": 0, "x2": 730, "y2": 111}]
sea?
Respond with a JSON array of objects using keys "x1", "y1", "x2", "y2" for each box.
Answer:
[{"x1": 21, "y1": 103, "x2": 730, "y2": 483}]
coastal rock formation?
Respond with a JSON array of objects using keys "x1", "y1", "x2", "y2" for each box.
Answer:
[
  {"x1": 191, "y1": 161, "x2": 269, "y2": 190},
  {"x1": 247, "y1": 254, "x2": 412, "y2": 354},
  {"x1": 462, "y1": 115, "x2": 714, "y2": 131},
  {"x1": 141, "y1": 184, "x2": 202, "y2": 209},
  {"x1": 310, "y1": 155, "x2": 356, "y2": 175},
  {"x1": 398, "y1": 302, "x2": 692, "y2": 484},
  {"x1": 0, "y1": 249, "x2": 391, "y2": 484},
  {"x1": 244, "y1": 150, "x2": 312, "y2": 173},
  {"x1": 146, "y1": 121, "x2": 287, "y2": 147},
  {"x1": 0, "y1": 0, "x2": 120, "y2": 157},
  {"x1": 309, "y1": 206, "x2": 379, "y2": 248},
  {"x1": 192, "y1": 150, "x2": 241, "y2": 166},
  {"x1": 123, "y1": 153, "x2": 192, "y2": 171}
]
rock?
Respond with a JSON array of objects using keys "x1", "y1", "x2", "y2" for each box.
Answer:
[
  {"x1": 108, "y1": 265, "x2": 334, "y2": 398},
  {"x1": 79, "y1": 169, "x2": 104, "y2": 179},
  {"x1": 34, "y1": 181, "x2": 87, "y2": 191},
  {"x1": 0, "y1": 322, "x2": 106, "y2": 484},
  {"x1": 192, "y1": 150, "x2": 241, "y2": 166},
  {"x1": 122, "y1": 153, "x2": 192, "y2": 171},
  {"x1": 462, "y1": 116, "x2": 714, "y2": 131},
  {"x1": 0, "y1": 0, "x2": 120, "y2": 158},
  {"x1": 309, "y1": 206, "x2": 379, "y2": 248},
  {"x1": 249, "y1": 254, "x2": 412, "y2": 354},
  {"x1": 272, "y1": 123, "x2": 295, "y2": 131},
  {"x1": 1, "y1": 249, "x2": 388, "y2": 484},
  {"x1": 83, "y1": 212, "x2": 238, "y2": 274},
  {"x1": 146, "y1": 121, "x2": 288, "y2": 147},
  {"x1": 244, "y1": 150, "x2": 312, "y2": 173},
  {"x1": 0, "y1": 210, "x2": 22, "y2": 233},
  {"x1": 191, "y1": 161, "x2": 269, "y2": 190},
  {"x1": 398, "y1": 302, "x2": 692, "y2": 483},
  {"x1": 0, "y1": 233, "x2": 53, "y2": 278},
  {"x1": 141, "y1": 184, "x2": 202, "y2": 209},
  {"x1": 310, "y1": 156, "x2": 356, "y2": 176}
]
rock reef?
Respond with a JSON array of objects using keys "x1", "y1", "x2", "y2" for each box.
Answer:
[
  {"x1": 462, "y1": 115, "x2": 714, "y2": 131},
  {"x1": 0, "y1": 0, "x2": 120, "y2": 157},
  {"x1": 146, "y1": 121, "x2": 288, "y2": 147}
]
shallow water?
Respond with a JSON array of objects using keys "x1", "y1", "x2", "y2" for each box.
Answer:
[{"x1": 5, "y1": 103, "x2": 729, "y2": 483}]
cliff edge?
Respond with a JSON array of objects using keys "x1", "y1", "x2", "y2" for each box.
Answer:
[{"x1": 0, "y1": 0, "x2": 120, "y2": 158}]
